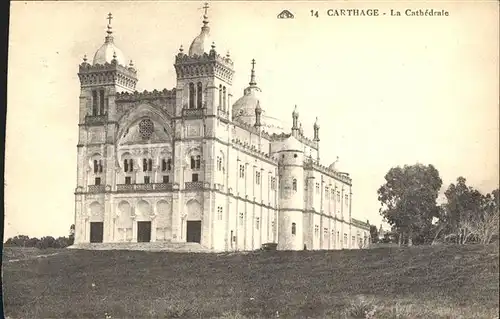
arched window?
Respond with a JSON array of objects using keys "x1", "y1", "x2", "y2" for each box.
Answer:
[
  {"x1": 291, "y1": 222, "x2": 296, "y2": 235},
  {"x1": 219, "y1": 84, "x2": 223, "y2": 110},
  {"x1": 99, "y1": 89, "x2": 105, "y2": 115},
  {"x1": 162, "y1": 159, "x2": 172, "y2": 172},
  {"x1": 124, "y1": 159, "x2": 129, "y2": 172},
  {"x1": 190, "y1": 155, "x2": 201, "y2": 170},
  {"x1": 92, "y1": 90, "x2": 98, "y2": 115},
  {"x1": 188, "y1": 82, "x2": 195, "y2": 109},
  {"x1": 292, "y1": 178, "x2": 297, "y2": 191},
  {"x1": 223, "y1": 86, "x2": 227, "y2": 110},
  {"x1": 93, "y1": 160, "x2": 98, "y2": 173},
  {"x1": 142, "y1": 158, "x2": 153, "y2": 172},
  {"x1": 129, "y1": 159, "x2": 134, "y2": 172},
  {"x1": 197, "y1": 82, "x2": 203, "y2": 108},
  {"x1": 217, "y1": 156, "x2": 222, "y2": 171}
]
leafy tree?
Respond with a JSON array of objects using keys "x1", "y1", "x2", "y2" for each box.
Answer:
[
  {"x1": 378, "y1": 164, "x2": 442, "y2": 246},
  {"x1": 369, "y1": 225, "x2": 379, "y2": 243},
  {"x1": 5, "y1": 235, "x2": 30, "y2": 247},
  {"x1": 439, "y1": 177, "x2": 495, "y2": 244}
]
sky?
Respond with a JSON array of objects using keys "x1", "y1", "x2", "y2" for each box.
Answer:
[{"x1": 5, "y1": 1, "x2": 499, "y2": 240}]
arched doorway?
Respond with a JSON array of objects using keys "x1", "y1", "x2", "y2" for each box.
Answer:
[{"x1": 186, "y1": 200, "x2": 202, "y2": 243}]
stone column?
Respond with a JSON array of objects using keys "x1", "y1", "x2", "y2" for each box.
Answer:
[
  {"x1": 104, "y1": 194, "x2": 112, "y2": 242},
  {"x1": 131, "y1": 204, "x2": 137, "y2": 242},
  {"x1": 150, "y1": 214, "x2": 157, "y2": 242},
  {"x1": 171, "y1": 190, "x2": 181, "y2": 242}
]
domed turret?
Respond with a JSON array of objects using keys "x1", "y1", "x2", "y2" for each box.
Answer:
[
  {"x1": 93, "y1": 13, "x2": 128, "y2": 66},
  {"x1": 280, "y1": 135, "x2": 303, "y2": 152},
  {"x1": 188, "y1": 3, "x2": 212, "y2": 56}
]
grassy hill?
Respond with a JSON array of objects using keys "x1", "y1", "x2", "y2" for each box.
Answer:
[{"x1": 2, "y1": 244, "x2": 499, "y2": 318}]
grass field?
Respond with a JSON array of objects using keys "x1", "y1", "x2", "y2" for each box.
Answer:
[{"x1": 2, "y1": 244, "x2": 499, "y2": 318}]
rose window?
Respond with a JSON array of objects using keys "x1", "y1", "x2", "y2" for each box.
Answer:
[{"x1": 138, "y1": 119, "x2": 154, "y2": 139}]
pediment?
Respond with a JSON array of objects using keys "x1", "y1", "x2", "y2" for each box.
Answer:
[{"x1": 119, "y1": 117, "x2": 171, "y2": 145}]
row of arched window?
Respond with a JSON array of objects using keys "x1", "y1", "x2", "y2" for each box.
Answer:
[
  {"x1": 219, "y1": 84, "x2": 228, "y2": 111},
  {"x1": 91, "y1": 89, "x2": 106, "y2": 116},
  {"x1": 188, "y1": 82, "x2": 203, "y2": 109},
  {"x1": 187, "y1": 82, "x2": 229, "y2": 110}
]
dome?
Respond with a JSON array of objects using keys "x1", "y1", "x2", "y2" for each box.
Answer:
[
  {"x1": 188, "y1": 27, "x2": 211, "y2": 57},
  {"x1": 280, "y1": 135, "x2": 303, "y2": 152},
  {"x1": 232, "y1": 59, "x2": 285, "y2": 134},
  {"x1": 232, "y1": 89, "x2": 285, "y2": 135},
  {"x1": 328, "y1": 157, "x2": 340, "y2": 171},
  {"x1": 188, "y1": 6, "x2": 212, "y2": 57},
  {"x1": 92, "y1": 15, "x2": 128, "y2": 66},
  {"x1": 93, "y1": 40, "x2": 127, "y2": 66}
]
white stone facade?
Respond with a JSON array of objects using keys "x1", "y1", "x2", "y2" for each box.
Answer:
[{"x1": 73, "y1": 9, "x2": 370, "y2": 252}]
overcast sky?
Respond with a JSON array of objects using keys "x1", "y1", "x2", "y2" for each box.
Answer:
[{"x1": 5, "y1": 1, "x2": 499, "y2": 239}]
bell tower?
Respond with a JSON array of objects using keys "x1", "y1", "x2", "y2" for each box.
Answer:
[
  {"x1": 74, "y1": 13, "x2": 138, "y2": 244},
  {"x1": 173, "y1": 3, "x2": 234, "y2": 119},
  {"x1": 77, "y1": 13, "x2": 138, "y2": 125}
]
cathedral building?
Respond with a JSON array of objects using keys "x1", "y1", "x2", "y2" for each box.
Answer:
[{"x1": 73, "y1": 6, "x2": 370, "y2": 252}]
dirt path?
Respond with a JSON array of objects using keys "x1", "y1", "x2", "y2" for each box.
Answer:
[{"x1": 6, "y1": 252, "x2": 60, "y2": 263}]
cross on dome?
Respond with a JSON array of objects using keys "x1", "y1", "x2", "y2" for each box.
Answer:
[
  {"x1": 107, "y1": 12, "x2": 113, "y2": 25},
  {"x1": 202, "y1": 2, "x2": 209, "y2": 16},
  {"x1": 249, "y1": 59, "x2": 257, "y2": 86}
]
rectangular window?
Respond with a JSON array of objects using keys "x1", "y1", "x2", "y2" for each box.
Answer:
[
  {"x1": 95, "y1": 177, "x2": 101, "y2": 185},
  {"x1": 125, "y1": 176, "x2": 131, "y2": 185},
  {"x1": 344, "y1": 234, "x2": 348, "y2": 247},
  {"x1": 314, "y1": 225, "x2": 319, "y2": 237},
  {"x1": 256, "y1": 172, "x2": 261, "y2": 185},
  {"x1": 256, "y1": 217, "x2": 260, "y2": 229},
  {"x1": 162, "y1": 175, "x2": 169, "y2": 183},
  {"x1": 345, "y1": 194, "x2": 349, "y2": 206},
  {"x1": 144, "y1": 176, "x2": 150, "y2": 184},
  {"x1": 337, "y1": 191, "x2": 341, "y2": 202},
  {"x1": 239, "y1": 212, "x2": 244, "y2": 226},
  {"x1": 239, "y1": 165, "x2": 245, "y2": 178},
  {"x1": 325, "y1": 187, "x2": 329, "y2": 198},
  {"x1": 217, "y1": 207, "x2": 223, "y2": 220},
  {"x1": 192, "y1": 173, "x2": 199, "y2": 182},
  {"x1": 316, "y1": 183, "x2": 320, "y2": 194}
]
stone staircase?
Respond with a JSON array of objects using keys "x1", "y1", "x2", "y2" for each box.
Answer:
[{"x1": 67, "y1": 241, "x2": 210, "y2": 253}]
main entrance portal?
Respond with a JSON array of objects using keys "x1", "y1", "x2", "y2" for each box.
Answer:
[
  {"x1": 186, "y1": 221, "x2": 201, "y2": 243},
  {"x1": 90, "y1": 222, "x2": 104, "y2": 243},
  {"x1": 137, "y1": 221, "x2": 151, "y2": 242}
]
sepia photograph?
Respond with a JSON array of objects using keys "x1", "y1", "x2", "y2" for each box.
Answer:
[{"x1": 3, "y1": 0, "x2": 499, "y2": 318}]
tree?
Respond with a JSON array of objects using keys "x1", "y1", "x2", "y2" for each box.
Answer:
[
  {"x1": 369, "y1": 225, "x2": 379, "y2": 243},
  {"x1": 377, "y1": 164, "x2": 442, "y2": 246},
  {"x1": 440, "y1": 177, "x2": 488, "y2": 244}
]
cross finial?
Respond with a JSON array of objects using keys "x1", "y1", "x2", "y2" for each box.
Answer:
[
  {"x1": 249, "y1": 59, "x2": 257, "y2": 86},
  {"x1": 107, "y1": 13, "x2": 113, "y2": 26},
  {"x1": 203, "y1": 2, "x2": 209, "y2": 16}
]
